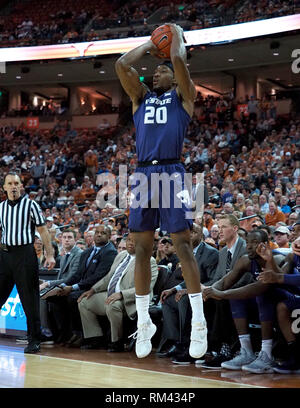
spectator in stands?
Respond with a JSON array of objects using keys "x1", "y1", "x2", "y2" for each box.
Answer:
[
  {"x1": 30, "y1": 158, "x2": 45, "y2": 185},
  {"x1": 203, "y1": 210, "x2": 214, "y2": 231},
  {"x1": 224, "y1": 202, "x2": 234, "y2": 214},
  {"x1": 274, "y1": 226, "x2": 291, "y2": 249},
  {"x1": 248, "y1": 95, "x2": 258, "y2": 121},
  {"x1": 34, "y1": 232, "x2": 46, "y2": 266},
  {"x1": 157, "y1": 237, "x2": 179, "y2": 273},
  {"x1": 280, "y1": 196, "x2": 291, "y2": 215},
  {"x1": 84, "y1": 149, "x2": 98, "y2": 180},
  {"x1": 273, "y1": 186, "x2": 283, "y2": 206},
  {"x1": 117, "y1": 238, "x2": 127, "y2": 253},
  {"x1": 76, "y1": 239, "x2": 86, "y2": 250},
  {"x1": 288, "y1": 212, "x2": 299, "y2": 226},
  {"x1": 265, "y1": 201, "x2": 286, "y2": 226},
  {"x1": 259, "y1": 194, "x2": 269, "y2": 215},
  {"x1": 208, "y1": 224, "x2": 220, "y2": 248}
]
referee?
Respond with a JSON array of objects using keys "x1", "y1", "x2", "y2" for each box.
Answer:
[{"x1": 0, "y1": 173, "x2": 55, "y2": 353}]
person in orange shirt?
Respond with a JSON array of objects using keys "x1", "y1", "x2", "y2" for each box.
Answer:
[
  {"x1": 224, "y1": 165, "x2": 240, "y2": 182},
  {"x1": 203, "y1": 210, "x2": 215, "y2": 231},
  {"x1": 265, "y1": 201, "x2": 286, "y2": 226},
  {"x1": 274, "y1": 226, "x2": 291, "y2": 249},
  {"x1": 84, "y1": 149, "x2": 98, "y2": 180},
  {"x1": 72, "y1": 187, "x2": 85, "y2": 205}
]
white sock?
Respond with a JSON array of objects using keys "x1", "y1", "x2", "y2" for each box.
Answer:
[
  {"x1": 135, "y1": 294, "x2": 151, "y2": 325},
  {"x1": 239, "y1": 334, "x2": 253, "y2": 354},
  {"x1": 188, "y1": 292, "x2": 205, "y2": 324},
  {"x1": 261, "y1": 339, "x2": 273, "y2": 359}
]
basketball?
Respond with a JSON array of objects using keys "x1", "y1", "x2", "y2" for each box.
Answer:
[{"x1": 151, "y1": 24, "x2": 173, "y2": 59}]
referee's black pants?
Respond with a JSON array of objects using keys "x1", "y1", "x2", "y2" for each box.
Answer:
[{"x1": 0, "y1": 245, "x2": 41, "y2": 343}]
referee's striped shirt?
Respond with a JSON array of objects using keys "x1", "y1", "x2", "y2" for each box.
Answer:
[{"x1": 0, "y1": 196, "x2": 45, "y2": 246}]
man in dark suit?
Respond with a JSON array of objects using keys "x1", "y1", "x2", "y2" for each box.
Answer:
[
  {"x1": 39, "y1": 229, "x2": 83, "y2": 342},
  {"x1": 158, "y1": 222, "x2": 219, "y2": 362},
  {"x1": 48, "y1": 225, "x2": 117, "y2": 345},
  {"x1": 158, "y1": 237, "x2": 179, "y2": 273}
]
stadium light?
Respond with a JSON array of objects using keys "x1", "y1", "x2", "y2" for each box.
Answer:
[{"x1": 0, "y1": 14, "x2": 299, "y2": 62}]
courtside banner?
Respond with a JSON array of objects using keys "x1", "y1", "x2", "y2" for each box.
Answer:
[
  {"x1": 0, "y1": 286, "x2": 27, "y2": 332},
  {"x1": 0, "y1": 14, "x2": 300, "y2": 62}
]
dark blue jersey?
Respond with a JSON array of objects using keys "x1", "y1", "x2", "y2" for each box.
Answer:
[
  {"x1": 251, "y1": 259, "x2": 261, "y2": 278},
  {"x1": 133, "y1": 89, "x2": 191, "y2": 162}
]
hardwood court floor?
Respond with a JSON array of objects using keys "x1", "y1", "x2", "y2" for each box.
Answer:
[{"x1": 0, "y1": 337, "x2": 299, "y2": 388}]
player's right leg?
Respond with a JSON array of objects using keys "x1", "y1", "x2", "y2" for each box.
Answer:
[{"x1": 131, "y1": 230, "x2": 157, "y2": 358}]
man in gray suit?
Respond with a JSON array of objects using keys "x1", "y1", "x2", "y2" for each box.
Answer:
[
  {"x1": 40, "y1": 229, "x2": 82, "y2": 290},
  {"x1": 39, "y1": 229, "x2": 83, "y2": 342},
  {"x1": 77, "y1": 233, "x2": 158, "y2": 351},
  {"x1": 158, "y1": 223, "x2": 219, "y2": 362}
]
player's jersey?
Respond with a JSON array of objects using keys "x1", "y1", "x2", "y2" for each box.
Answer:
[
  {"x1": 133, "y1": 89, "x2": 191, "y2": 162},
  {"x1": 250, "y1": 259, "x2": 261, "y2": 278}
]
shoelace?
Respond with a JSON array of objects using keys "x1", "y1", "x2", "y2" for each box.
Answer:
[
  {"x1": 128, "y1": 323, "x2": 151, "y2": 342},
  {"x1": 128, "y1": 330, "x2": 138, "y2": 340}
]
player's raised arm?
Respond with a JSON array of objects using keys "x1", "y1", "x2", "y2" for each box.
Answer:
[
  {"x1": 115, "y1": 40, "x2": 156, "y2": 112},
  {"x1": 169, "y1": 24, "x2": 196, "y2": 113}
]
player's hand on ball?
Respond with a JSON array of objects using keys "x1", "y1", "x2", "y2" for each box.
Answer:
[{"x1": 169, "y1": 24, "x2": 186, "y2": 41}]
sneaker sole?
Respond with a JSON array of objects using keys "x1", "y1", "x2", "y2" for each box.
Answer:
[
  {"x1": 172, "y1": 361, "x2": 192, "y2": 365},
  {"x1": 221, "y1": 364, "x2": 243, "y2": 370},
  {"x1": 199, "y1": 364, "x2": 222, "y2": 370},
  {"x1": 242, "y1": 366, "x2": 274, "y2": 374},
  {"x1": 195, "y1": 359, "x2": 205, "y2": 364},
  {"x1": 273, "y1": 367, "x2": 292, "y2": 374}
]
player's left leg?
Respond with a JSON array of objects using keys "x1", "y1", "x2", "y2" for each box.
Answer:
[{"x1": 131, "y1": 230, "x2": 157, "y2": 358}]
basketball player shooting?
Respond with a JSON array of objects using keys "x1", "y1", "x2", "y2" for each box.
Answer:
[{"x1": 115, "y1": 23, "x2": 207, "y2": 359}]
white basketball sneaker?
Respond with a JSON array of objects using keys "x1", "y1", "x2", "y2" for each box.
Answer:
[
  {"x1": 130, "y1": 320, "x2": 157, "y2": 358},
  {"x1": 189, "y1": 320, "x2": 208, "y2": 359}
]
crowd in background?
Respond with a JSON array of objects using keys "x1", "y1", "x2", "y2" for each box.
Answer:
[
  {"x1": 0, "y1": 80, "x2": 299, "y2": 371},
  {"x1": 0, "y1": 0, "x2": 298, "y2": 47},
  {"x1": 0, "y1": 90, "x2": 299, "y2": 237}
]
